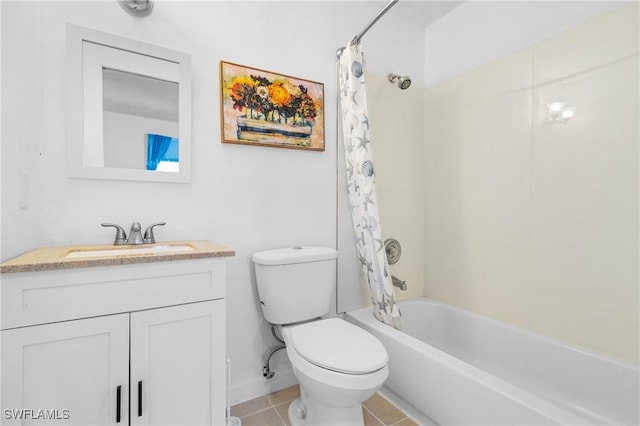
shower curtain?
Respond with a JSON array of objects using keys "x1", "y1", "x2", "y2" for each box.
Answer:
[{"x1": 338, "y1": 44, "x2": 402, "y2": 330}]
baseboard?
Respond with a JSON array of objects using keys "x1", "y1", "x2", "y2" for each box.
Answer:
[{"x1": 230, "y1": 368, "x2": 298, "y2": 406}]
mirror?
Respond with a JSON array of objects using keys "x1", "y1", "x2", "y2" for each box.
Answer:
[
  {"x1": 102, "y1": 69, "x2": 179, "y2": 171},
  {"x1": 67, "y1": 25, "x2": 191, "y2": 183}
]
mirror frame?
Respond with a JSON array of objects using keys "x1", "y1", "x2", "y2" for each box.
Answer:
[{"x1": 66, "y1": 24, "x2": 191, "y2": 183}]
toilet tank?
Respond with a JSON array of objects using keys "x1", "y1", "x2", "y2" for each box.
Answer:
[{"x1": 252, "y1": 247, "x2": 337, "y2": 325}]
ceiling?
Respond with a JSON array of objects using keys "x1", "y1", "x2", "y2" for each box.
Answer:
[
  {"x1": 103, "y1": 68, "x2": 178, "y2": 122},
  {"x1": 366, "y1": 1, "x2": 464, "y2": 28}
]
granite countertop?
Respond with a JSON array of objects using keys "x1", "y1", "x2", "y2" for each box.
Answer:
[{"x1": 0, "y1": 240, "x2": 235, "y2": 273}]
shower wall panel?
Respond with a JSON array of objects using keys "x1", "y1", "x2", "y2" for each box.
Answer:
[{"x1": 423, "y1": 4, "x2": 639, "y2": 364}]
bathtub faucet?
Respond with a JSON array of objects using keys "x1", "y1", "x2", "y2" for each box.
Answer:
[{"x1": 392, "y1": 275, "x2": 407, "y2": 291}]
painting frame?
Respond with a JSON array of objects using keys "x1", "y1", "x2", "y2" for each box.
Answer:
[{"x1": 219, "y1": 61, "x2": 325, "y2": 151}]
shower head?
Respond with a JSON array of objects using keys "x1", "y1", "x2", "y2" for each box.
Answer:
[{"x1": 388, "y1": 73, "x2": 411, "y2": 90}]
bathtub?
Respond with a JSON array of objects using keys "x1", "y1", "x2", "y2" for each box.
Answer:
[{"x1": 346, "y1": 297, "x2": 639, "y2": 425}]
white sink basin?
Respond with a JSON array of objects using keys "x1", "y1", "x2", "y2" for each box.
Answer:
[{"x1": 65, "y1": 244, "x2": 195, "y2": 259}]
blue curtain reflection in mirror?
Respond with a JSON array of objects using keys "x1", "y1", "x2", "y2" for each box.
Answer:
[{"x1": 146, "y1": 133, "x2": 179, "y2": 172}]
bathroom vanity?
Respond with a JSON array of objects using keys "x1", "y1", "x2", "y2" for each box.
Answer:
[{"x1": 0, "y1": 241, "x2": 234, "y2": 425}]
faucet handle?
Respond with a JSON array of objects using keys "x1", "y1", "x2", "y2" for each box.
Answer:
[
  {"x1": 143, "y1": 222, "x2": 166, "y2": 244},
  {"x1": 101, "y1": 223, "x2": 127, "y2": 246}
]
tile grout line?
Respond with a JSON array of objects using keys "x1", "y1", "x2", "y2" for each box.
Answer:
[
  {"x1": 235, "y1": 388, "x2": 412, "y2": 425},
  {"x1": 234, "y1": 391, "x2": 295, "y2": 419},
  {"x1": 269, "y1": 397, "x2": 287, "y2": 426},
  {"x1": 390, "y1": 416, "x2": 410, "y2": 426},
  {"x1": 241, "y1": 404, "x2": 409, "y2": 426},
  {"x1": 364, "y1": 405, "x2": 387, "y2": 426},
  {"x1": 373, "y1": 391, "x2": 411, "y2": 425},
  {"x1": 272, "y1": 404, "x2": 288, "y2": 426},
  {"x1": 238, "y1": 405, "x2": 273, "y2": 419},
  {"x1": 365, "y1": 403, "x2": 411, "y2": 426}
]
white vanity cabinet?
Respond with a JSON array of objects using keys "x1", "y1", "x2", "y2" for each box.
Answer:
[
  {"x1": 1, "y1": 245, "x2": 232, "y2": 426},
  {"x1": 130, "y1": 300, "x2": 224, "y2": 426},
  {"x1": 3, "y1": 313, "x2": 130, "y2": 425}
]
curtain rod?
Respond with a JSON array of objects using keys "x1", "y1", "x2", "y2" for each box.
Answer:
[
  {"x1": 337, "y1": 0, "x2": 399, "y2": 58},
  {"x1": 351, "y1": 0, "x2": 399, "y2": 45}
]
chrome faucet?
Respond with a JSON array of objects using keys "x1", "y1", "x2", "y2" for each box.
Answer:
[
  {"x1": 392, "y1": 275, "x2": 407, "y2": 291},
  {"x1": 102, "y1": 221, "x2": 166, "y2": 245},
  {"x1": 143, "y1": 222, "x2": 166, "y2": 244},
  {"x1": 101, "y1": 223, "x2": 127, "y2": 245},
  {"x1": 127, "y1": 222, "x2": 144, "y2": 245}
]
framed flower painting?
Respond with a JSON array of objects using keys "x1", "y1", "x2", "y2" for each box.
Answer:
[{"x1": 219, "y1": 61, "x2": 325, "y2": 151}]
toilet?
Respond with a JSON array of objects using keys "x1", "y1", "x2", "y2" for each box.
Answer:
[{"x1": 252, "y1": 246, "x2": 389, "y2": 426}]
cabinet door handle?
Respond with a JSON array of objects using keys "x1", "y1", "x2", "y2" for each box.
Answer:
[
  {"x1": 116, "y1": 385, "x2": 122, "y2": 423},
  {"x1": 138, "y1": 380, "x2": 143, "y2": 417}
]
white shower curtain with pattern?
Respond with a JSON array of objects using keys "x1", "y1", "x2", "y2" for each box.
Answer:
[{"x1": 338, "y1": 44, "x2": 402, "y2": 330}]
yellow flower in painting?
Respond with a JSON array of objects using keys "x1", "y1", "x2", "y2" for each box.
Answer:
[
  {"x1": 227, "y1": 75, "x2": 257, "y2": 99},
  {"x1": 227, "y1": 74, "x2": 259, "y2": 112},
  {"x1": 229, "y1": 75, "x2": 257, "y2": 88},
  {"x1": 268, "y1": 82, "x2": 292, "y2": 107},
  {"x1": 283, "y1": 81, "x2": 301, "y2": 98}
]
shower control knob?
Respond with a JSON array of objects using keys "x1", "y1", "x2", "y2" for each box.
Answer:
[{"x1": 384, "y1": 239, "x2": 402, "y2": 265}]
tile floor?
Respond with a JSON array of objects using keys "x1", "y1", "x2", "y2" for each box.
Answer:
[{"x1": 230, "y1": 385, "x2": 418, "y2": 426}]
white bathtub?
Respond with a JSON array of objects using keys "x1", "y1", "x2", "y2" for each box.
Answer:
[{"x1": 346, "y1": 297, "x2": 639, "y2": 425}]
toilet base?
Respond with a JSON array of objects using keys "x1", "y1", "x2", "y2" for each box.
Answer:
[{"x1": 288, "y1": 391, "x2": 365, "y2": 426}]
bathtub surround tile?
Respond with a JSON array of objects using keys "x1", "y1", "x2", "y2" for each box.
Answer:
[
  {"x1": 530, "y1": 299, "x2": 640, "y2": 363},
  {"x1": 532, "y1": 3, "x2": 639, "y2": 85},
  {"x1": 433, "y1": 47, "x2": 533, "y2": 99},
  {"x1": 530, "y1": 56, "x2": 639, "y2": 364},
  {"x1": 377, "y1": 190, "x2": 426, "y2": 301},
  {"x1": 530, "y1": 58, "x2": 639, "y2": 314},
  {"x1": 365, "y1": 70, "x2": 427, "y2": 303},
  {"x1": 365, "y1": 72, "x2": 426, "y2": 194},
  {"x1": 467, "y1": 291, "x2": 530, "y2": 330},
  {"x1": 423, "y1": 53, "x2": 533, "y2": 328},
  {"x1": 422, "y1": 5, "x2": 639, "y2": 363}
]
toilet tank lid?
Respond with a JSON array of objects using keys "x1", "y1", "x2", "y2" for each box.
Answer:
[{"x1": 252, "y1": 246, "x2": 337, "y2": 265}]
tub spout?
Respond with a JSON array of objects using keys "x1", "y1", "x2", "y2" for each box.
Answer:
[{"x1": 392, "y1": 275, "x2": 407, "y2": 291}]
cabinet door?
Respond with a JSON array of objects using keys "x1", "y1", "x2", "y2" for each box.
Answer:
[
  {"x1": 130, "y1": 300, "x2": 225, "y2": 426},
  {"x1": 1, "y1": 314, "x2": 129, "y2": 426}
]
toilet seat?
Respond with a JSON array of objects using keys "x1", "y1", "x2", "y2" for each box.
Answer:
[
  {"x1": 289, "y1": 318, "x2": 388, "y2": 374},
  {"x1": 281, "y1": 319, "x2": 389, "y2": 424}
]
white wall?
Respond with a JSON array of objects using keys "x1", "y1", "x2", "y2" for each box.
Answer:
[
  {"x1": 1, "y1": 1, "x2": 43, "y2": 261},
  {"x1": 423, "y1": 4, "x2": 639, "y2": 363},
  {"x1": 0, "y1": 1, "x2": 423, "y2": 403}
]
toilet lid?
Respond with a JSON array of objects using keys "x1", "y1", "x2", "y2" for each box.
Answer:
[{"x1": 290, "y1": 318, "x2": 388, "y2": 374}]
